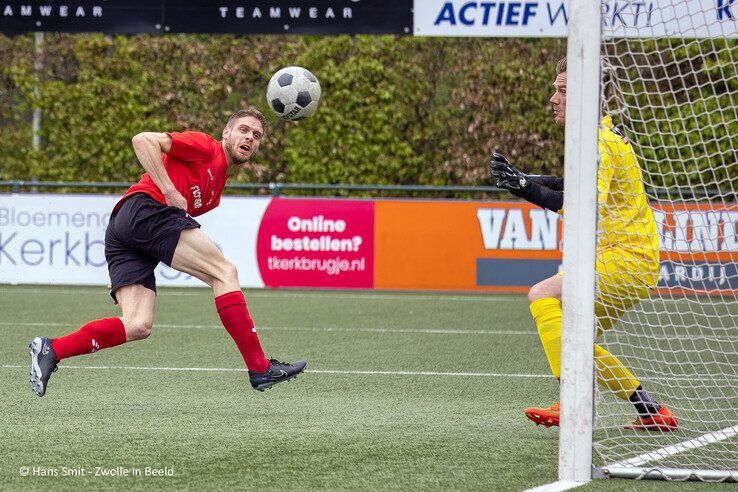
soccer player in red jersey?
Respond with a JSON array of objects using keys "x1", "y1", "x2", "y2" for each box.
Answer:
[{"x1": 29, "y1": 107, "x2": 306, "y2": 396}]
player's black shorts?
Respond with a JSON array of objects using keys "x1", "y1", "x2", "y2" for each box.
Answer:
[{"x1": 105, "y1": 193, "x2": 200, "y2": 301}]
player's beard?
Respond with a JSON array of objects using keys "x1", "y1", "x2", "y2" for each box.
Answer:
[{"x1": 229, "y1": 140, "x2": 251, "y2": 165}]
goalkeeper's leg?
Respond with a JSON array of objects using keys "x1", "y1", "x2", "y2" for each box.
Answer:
[
  {"x1": 595, "y1": 296, "x2": 678, "y2": 431},
  {"x1": 524, "y1": 275, "x2": 676, "y2": 430},
  {"x1": 592, "y1": 251, "x2": 676, "y2": 430}
]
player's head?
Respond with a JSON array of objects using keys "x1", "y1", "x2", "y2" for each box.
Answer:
[
  {"x1": 222, "y1": 107, "x2": 267, "y2": 165},
  {"x1": 549, "y1": 56, "x2": 567, "y2": 126}
]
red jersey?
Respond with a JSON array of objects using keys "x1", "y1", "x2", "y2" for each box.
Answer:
[{"x1": 117, "y1": 131, "x2": 228, "y2": 217}]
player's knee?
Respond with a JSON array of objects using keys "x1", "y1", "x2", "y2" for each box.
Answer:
[
  {"x1": 528, "y1": 279, "x2": 561, "y2": 303},
  {"x1": 528, "y1": 283, "x2": 546, "y2": 303},
  {"x1": 124, "y1": 317, "x2": 153, "y2": 341},
  {"x1": 217, "y1": 261, "x2": 239, "y2": 285}
]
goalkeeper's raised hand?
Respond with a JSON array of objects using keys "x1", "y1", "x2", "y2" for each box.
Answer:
[
  {"x1": 488, "y1": 152, "x2": 564, "y2": 212},
  {"x1": 489, "y1": 152, "x2": 530, "y2": 193}
]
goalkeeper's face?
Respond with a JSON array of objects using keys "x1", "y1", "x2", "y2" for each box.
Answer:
[{"x1": 549, "y1": 72, "x2": 567, "y2": 126}]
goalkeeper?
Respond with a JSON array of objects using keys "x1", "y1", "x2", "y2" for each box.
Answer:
[{"x1": 490, "y1": 57, "x2": 677, "y2": 431}]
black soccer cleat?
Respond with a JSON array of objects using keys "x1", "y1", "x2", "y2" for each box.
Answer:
[
  {"x1": 29, "y1": 336, "x2": 58, "y2": 397},
  {"x1": 248, "y1": 359, "x2": 307, "y2": 392}
]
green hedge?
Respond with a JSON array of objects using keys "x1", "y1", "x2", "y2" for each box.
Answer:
[
  {"x1": 0, "y1": 34, "x2": 735, "y2": 196},
  {"x1": 0, "y1": 34, "x2": 566, "y2": 189}
]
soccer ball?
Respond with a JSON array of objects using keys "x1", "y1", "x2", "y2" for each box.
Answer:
[{"x1": 266, "y1": 66, "x2": 321, "y2": 121}]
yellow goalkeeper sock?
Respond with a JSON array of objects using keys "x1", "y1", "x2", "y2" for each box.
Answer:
[
  {"x1": 594, "y1": 344, "x2": 641, "y2": 400},
  {"x1": 530, "y1": 297, "x2": 563, "y2": 379},
  {"x1": 531, "y1": 298, "x2": 642, "y2": 400}
]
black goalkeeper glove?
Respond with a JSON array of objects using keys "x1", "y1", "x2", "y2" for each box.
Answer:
[
  {"x1": 489, "y1": 153, "x2": 530, "y2": 193},
  {"x1": 489, "y1": 152, "x2": 564, "y2": 212}
]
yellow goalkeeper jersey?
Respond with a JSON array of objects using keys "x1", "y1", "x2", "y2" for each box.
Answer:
[{"x1": 597, "y1": 116, "x2": 659, "y2": 265}]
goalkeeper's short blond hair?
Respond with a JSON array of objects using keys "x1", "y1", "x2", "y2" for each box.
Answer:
[
  {"x1": 556, "y1": 56, "x2": 567, "y2": 75},
  {"x1": 556, "y1": 55, "x2": 617, "y2": 102}
]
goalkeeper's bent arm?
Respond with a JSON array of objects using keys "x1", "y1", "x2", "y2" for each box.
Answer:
[
  {"x1": 489, "y1": 152, "x2": 564, "y2": 212},
  {"x1": 527, "y1": 175, "x2": 564, "y2": 191},
  {"x1": 512, "y1": 181, "x2": 564, "y2": 213}
]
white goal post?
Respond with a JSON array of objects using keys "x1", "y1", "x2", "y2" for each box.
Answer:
[
  {"x1": 558, "y1": 0, "x2": 600, "y2": 483},
  {"x1": 563, "y1": 0, "x2": 738, "y2": 483}
]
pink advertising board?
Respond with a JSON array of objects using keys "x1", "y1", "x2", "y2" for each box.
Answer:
[{"x1": 256, "y1": 198, "x2": 375, "y2": 288}]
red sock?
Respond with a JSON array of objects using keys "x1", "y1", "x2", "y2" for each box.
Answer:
[
  {"x1": 215, "y1": 291, "x2": 270, "y2": 373},
  {"x1": 51, "y1": 317, "x2": 127, "y2": 361}
]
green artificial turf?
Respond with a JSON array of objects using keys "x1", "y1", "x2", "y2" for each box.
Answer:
[{"x1": 0, "y1": 286, "x2": 733, "y2": 490}]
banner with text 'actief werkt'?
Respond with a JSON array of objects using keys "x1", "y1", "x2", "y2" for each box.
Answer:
[{"x1": 413, "y1": 0, "x2": 738, "y2": 38}]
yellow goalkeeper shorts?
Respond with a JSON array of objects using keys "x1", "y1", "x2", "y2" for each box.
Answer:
[{"x1": 594, "y1": 247, "x2": 659, "y2": 332}]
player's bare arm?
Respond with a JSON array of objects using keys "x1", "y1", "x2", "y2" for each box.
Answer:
[{"x1": 131, "y1": 132, "x2": 187, "y2": 211}]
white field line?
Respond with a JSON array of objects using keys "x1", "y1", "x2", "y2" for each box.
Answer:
[
  {"x1": 4, "y1": 363, "x2": 733, "y2": 383},
  {"x1": 524, "y1": 480, "x2": 588, "y2": 492},
  {"x1": 0, "y1": 287, "x2": 521, "y2": 302},
  {"x1": 6, "y1": 286, "x2": 734, "y2": 306},
  {"x1": 5, "y1": 343, "x2": 732, "y2": 383},
  {"x1": 0, "y1": 321, "x2": 535, "y2": 336},
  {"x1": 0, "y1": 364, "x2": 551, "y2": 379},
  {"x1": 5, "y1": 321, "x2": 738, "y2": 342},
  {"x1": 608, "y1": 424, "x2": 738, "y2": 469}
]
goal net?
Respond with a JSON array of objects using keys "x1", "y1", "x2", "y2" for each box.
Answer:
[{"x1": 591, "y1": 0, "x2": 738, "y2": 482}]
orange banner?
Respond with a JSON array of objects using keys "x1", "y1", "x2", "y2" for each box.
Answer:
[
  {"x1": 653, "y1": 203, "x2": 738, "y2": 262},
  {"x1": 374, "y1": 200, "x2": 562, "y2": 291},
  {"x1": 374, "y1": 200, "x2": 738, "y2": 293}
]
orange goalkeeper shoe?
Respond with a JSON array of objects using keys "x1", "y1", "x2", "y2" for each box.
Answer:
[
  {"x1": 524, "y1": 402, "x2": 560, "y2": 427},
  {"x1": 624, "y1": 405, "x2": 678, "y2": 432}
]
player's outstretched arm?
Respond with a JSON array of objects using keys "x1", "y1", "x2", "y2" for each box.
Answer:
[
  {"x1": 131, "y1": 132, "x2": 187, "y2": 211},
  {"x1": 489, "y1": 152, "x2": 564, "y2": 212}
]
